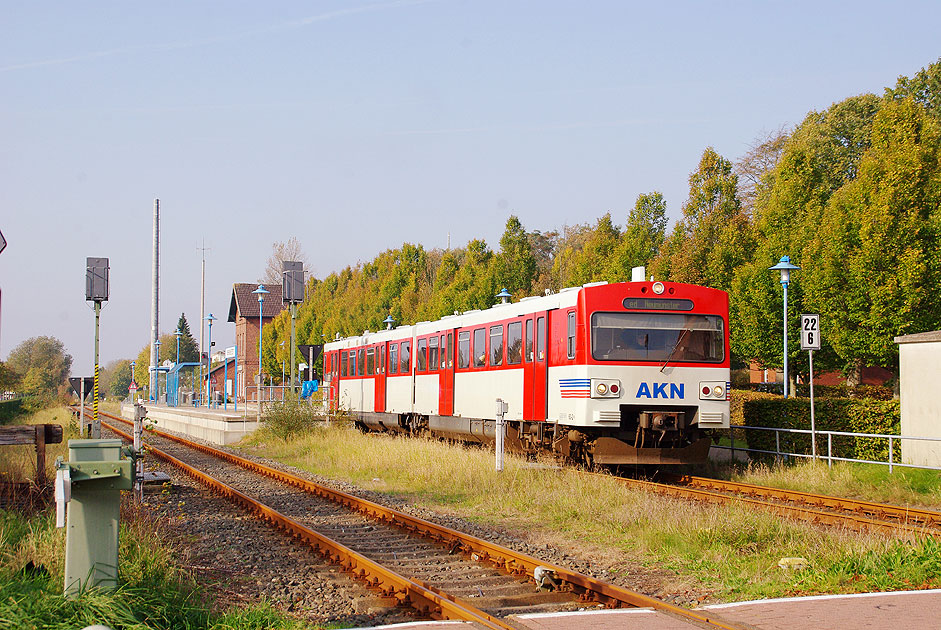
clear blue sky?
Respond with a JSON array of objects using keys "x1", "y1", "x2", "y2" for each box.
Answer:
[{"x1": 2, "y1": 0, "x2": 940, "y2": 374}]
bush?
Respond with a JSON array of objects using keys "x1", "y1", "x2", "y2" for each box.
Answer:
[
  {"x1": 0, "y1": 399, "x2": 24, "y2": 425},
  {"x1": 261, "y1": 398, "x2": 318, "y2": 440},
  {"x1": 731, "y1": 391, "x2": 901, "y2": 463}
]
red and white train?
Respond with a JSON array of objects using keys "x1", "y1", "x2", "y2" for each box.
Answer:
[{"x1": 323, "y1": 279, "x2": 730, "y2": 465}]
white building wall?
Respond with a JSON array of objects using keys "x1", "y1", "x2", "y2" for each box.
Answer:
[{"x1": 896, "y1": 331, "x2": 941, "y2": 467}]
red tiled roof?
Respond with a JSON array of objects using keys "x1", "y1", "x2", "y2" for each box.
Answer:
[{"x1": 228, "y1": 283, "x2": 285, "y2": 322}]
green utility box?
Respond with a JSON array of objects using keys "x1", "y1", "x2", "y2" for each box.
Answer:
[{"x1": 59, "y1": 439, "x2": 134, "y2": 596}]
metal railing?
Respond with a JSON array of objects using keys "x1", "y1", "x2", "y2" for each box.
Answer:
[{"x1": 715, "y1": 424, "x2": 941, "y2": 472}]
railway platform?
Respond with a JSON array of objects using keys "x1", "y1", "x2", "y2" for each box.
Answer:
[
  {"x1": 351, "y1": 589, "x2": 941, "y2": 630},
  {"x1": 119, "y1": 402, "x2": 259, "y2": 445}
]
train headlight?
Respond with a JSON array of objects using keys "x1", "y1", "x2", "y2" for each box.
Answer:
[
  {"x1": 596, "y1": 383, "x2": 608, "y2": 395},
  {"x1": 713, "y1": 385, "x2": 724, "y2": 398},
  {"x1": 590, "y1": 379, "x2": 621, "y2": 398},
  {"x1": 652, "y1": 282, "x2": 665, "y2": 295}
]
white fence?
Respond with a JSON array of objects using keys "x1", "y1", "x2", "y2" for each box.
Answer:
[{"x1": 714, "y1": 425, "x2": 941, "y2": 473}]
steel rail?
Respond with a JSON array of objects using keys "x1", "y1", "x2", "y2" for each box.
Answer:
[
  {"x1": 594, "y1": 471, "x2": 933, "y2": 538},
  {"x1": 97, "y1": 409, "x2": 749, "y2": 630},
  {"x1": 99, "y1": 418, "x2": 515, "y2": 630},
  {"x1": 664, "y1": 474, "x2": 941, "y2": 530}
]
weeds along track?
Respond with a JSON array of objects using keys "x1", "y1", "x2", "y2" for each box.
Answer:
[
  {"x1": 91, "y1": 409, "x2": 749, "y2": 630},
  {"x1": 602, "y1": 471, "x2": 940, "y2": 538}
]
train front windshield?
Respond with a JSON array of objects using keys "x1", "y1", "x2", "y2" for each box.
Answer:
[{"x1": 591, "y1": 312, "x2": 725, "y2": 363}]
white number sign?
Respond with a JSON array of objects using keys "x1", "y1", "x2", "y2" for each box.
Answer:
[{"x1": 800, "y1": 314, "x2": 821, "y2": 350}]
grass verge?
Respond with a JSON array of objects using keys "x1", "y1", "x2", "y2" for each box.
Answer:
[{"x1": 240, "y1": 423, "x2": 941, "y2": 602}]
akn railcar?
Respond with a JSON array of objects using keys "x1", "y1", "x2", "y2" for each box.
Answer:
[{"x1": 323, "y1": 280, "x2": 730, "y2": 466}]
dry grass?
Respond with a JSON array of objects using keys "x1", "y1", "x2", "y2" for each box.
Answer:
[
  {"x1": 728, "y1": 459, "x2": 941, "y2": 510},
  {"x1": 0, "y1": 407, "x2": 77, "y2": 484},
  {"x1": 241, "y1": 425, "x2": 941, "y2": 600}
]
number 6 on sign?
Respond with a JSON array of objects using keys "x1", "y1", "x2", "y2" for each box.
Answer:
[{"x1": 801, "y1": 314, "x2": 821, "y2": 350}]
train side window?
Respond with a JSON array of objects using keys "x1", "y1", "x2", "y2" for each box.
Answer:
[
  {"x1": 490, "y1": 325, "x2": 503, "y2": 366},
  {"x1": 525, "y1": 319, "x2": 534, "y2": 362},
  {"x1": 416, "y1": 338, "x2": 428, "y2": 372},
  {"x1": 429, "y1": 336, "x2": 439, "y2": 371},
  {"x1": 473, "y1": 328, "x2": 486, "y2": 367},
  {"x1": 366, "y1": 348, "x2": 375, "y2": 375},
  {"x1": 507, "y1": 321, "x2": 522, "y2": 365},
  {"x1": 349, "y1": 351, "x2": 356, "y2": 377},
  {"x1": 537, "y1": 317, "x2": 546, "y2": 361},
  {"x1": 567, "y1": 311, "x2": 576, "y2": 359},
  {"x1": 447, "y1": 332, "x2": 454, "y2": 368},
  {"x1": 389, "y1": 344, "x2": 398, "y2": 374},
  {"x1": 357, "y1": 349, "x2": 365, "y2": 376},
  {"x1": 401, "y1": 341, "x2": 411, "y2": 373},
  {"x1": 458, "y1": 331, "x2": 470, "y2": 369},
  {"x1": 380, "y1": 346, "x2": 385, "y2": 374},
  {"x1": 341, "y1": 351, "x2": 348, "y2": 377}
]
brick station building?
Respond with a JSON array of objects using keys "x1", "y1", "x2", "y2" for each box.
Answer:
[{"x1": 227, "y1": 283, "x2": 284, "y2": 402}]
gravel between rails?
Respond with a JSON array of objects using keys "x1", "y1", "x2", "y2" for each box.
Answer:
[{"x1": 106, "y1": 421, "x2": 716, "y2": 625}]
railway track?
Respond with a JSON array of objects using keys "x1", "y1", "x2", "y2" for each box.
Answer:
[
  {"x1": 87, "y1": 408, "x2": 748, "y2": 630},
  {"x1": 598, "y1": 471, "x2": 940, "y2": 538}
]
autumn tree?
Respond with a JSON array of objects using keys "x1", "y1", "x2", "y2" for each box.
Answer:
[
  {"x1": 651, "y1": 148, "x2": 752, "y2": 291},
  {"x1": 5, "y1": 336, "x2": 72, "y2": 402},
  {"x1": 261, "y1": 237, "x2": 311, "y2": 285},
  {"x1": 805, "y1": 97, "x2": 941, "y2": 383},
  {"x1": 606, "y1": 192, "x2": 668, "y2": 280},
  {"x1": 494, "y1": 215, "x2": 537, "y2": 297}
]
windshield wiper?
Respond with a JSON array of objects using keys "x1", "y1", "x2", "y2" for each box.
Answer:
[{"x1": 660, "y1": 328, "x2": 690, "y2": 373}]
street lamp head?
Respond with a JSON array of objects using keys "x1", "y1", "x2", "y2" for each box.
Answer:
[
  {"x1": 769, "y1": 255, "x2": 800, "y2": 285},
  {"x1": 252, "y1": 284, "x2": 269, "y2": 304},
  {"x1": 205, "y1": 313, "x2": 217, "y2": 327},
  {"x1": 383, "y1": 315, "x2": 395, "y2": 330},
  {"x1": 174, "y1": 328, "x2": 182, "y2": 338}
]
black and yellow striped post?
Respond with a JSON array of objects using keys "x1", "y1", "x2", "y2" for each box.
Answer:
[{"x1": 93, "y1": 301, "x2": 101, "y2": 438}]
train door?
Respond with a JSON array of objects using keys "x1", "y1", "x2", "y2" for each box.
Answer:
[
  {"x1": 439, "y1": 331, "x2": 455, "y2": 415},
  {"x1": 522, "y1": 315, "x2": 548, "y2": 420},
  {"x1": 533, "y1": 313, "x2": 548, "y2": 420},
  {"x1": 375, "y1": 343, "x2": 387, "y2": 412}
]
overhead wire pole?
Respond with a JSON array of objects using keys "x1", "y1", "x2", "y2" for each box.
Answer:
[
  {"x1": 150, "y1": 199, "x2": 160, "y2": 403},
  {"x1": 198, "y1": 240, "x2": 210, "y2": 406}
]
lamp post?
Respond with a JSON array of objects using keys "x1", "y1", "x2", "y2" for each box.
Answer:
[
  {"x1": 174, "y1": 328, "x2": 182, "y2": 365},
  {"x1": 280, "y1": 341, "x2": 286, "y2": 400},
  {"x1": 252, "y1": 285, "x2": 269, "y2": 422},
  {"x1": 130, "y1": 360, "x2": 136, "y2": 384},
  {"x1": 205, "y1": 313, "x2": 217, "y2": 406},
  {"x1": 154, "y1": 340, "x2": 162, "y2": 403},
  {"x1": 769, "y1": 256, "x2": 800, "y2": 398}
]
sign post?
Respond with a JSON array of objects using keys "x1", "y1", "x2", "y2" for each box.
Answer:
[{"x1": 800, "y1": 314, "x2": 821, "y2": 460}]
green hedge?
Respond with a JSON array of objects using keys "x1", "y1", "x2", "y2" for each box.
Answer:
[
  {"x1": 0, "y1": 399, "x2": 24, "y2": 425},
  {"x1": 730, "y1": 391, "x2": 901, "y2": 463}
]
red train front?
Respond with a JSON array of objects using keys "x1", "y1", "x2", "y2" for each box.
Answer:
[{"x1": 324, "y1": 280, "x2": 730, "y2": 466}]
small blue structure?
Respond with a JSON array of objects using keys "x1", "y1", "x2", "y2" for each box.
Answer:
[
  {"x1": 167, "y1": 362, "x2": 200, "y2": 407},
  {"x1": 300, "y1": 380, "x2": 319, "y2": 399}
]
